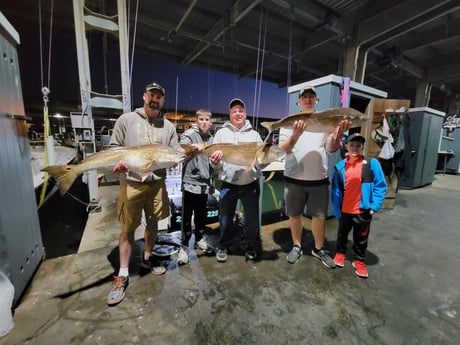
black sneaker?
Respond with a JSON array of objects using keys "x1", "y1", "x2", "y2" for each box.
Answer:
[
  {"x1": 311, "y1": 248, "x2": 336, "y2": 268},
  {"x1": 245, "y1": 247, "x2": 260, "y2": 261},
  {"x1": 141, "y1": 256, "x2": 166, "y2": 276}
]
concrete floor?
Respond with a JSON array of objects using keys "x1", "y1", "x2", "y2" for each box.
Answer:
[{"x1": 1, "y1": 174, "x2": 459, "y2": 345}]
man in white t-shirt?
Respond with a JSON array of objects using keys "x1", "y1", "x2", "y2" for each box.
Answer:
[{"x1": 279, "y1": 85, "x2": 351, "y2": 267}]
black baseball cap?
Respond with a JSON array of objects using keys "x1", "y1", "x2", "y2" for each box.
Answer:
[
  {"x1": 146, "y1": 82, "x2": 165, "y2": 96},
  {"x1": 345, "y1": 133, "x2": 366, "y2": 144}
]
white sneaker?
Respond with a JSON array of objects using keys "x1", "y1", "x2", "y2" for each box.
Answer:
[
  {"x1": 195, "y1": 238, "x2": 213, "y2": 253},
  {"x1": 177, "y1": 245, "x2": 189, "y2": 265}
]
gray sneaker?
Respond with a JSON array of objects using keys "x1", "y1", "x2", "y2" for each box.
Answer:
[
  {"x1": 287, "y1": 245, "x2": 302, "y2": 264},
  {"x1": 177, "y1": 245, "x2": 189, "y2": 265},
  {"x1": 216, "y1": 248, "x2": 227, "y2": 263},
  {"x1": 141, "y1": 256, "x2": 166, "y2": 276},
  {"x1": 311, "y1": 248, "x2": 336, "y2": 268},
  {"x1": 107, "y1": 275, "x2": 129, "y2": 306}
]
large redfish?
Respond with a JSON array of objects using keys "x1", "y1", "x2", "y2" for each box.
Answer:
[
  {"x1": 42, "y1": 144, "x2": 185, "y2": 195},
  {"x1": 181, "y1": 142, "x2": 285, "y2": 167},
  {"x1": 261, "y1": 107, "x2": 368, "y2": 133}
]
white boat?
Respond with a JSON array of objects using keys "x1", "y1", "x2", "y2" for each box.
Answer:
[{"x1": 29, "y1": 142, "x2": 76, "y2": 189}]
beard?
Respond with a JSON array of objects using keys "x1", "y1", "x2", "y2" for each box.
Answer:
[{"x1": 147, "y1": 101, "x2": 161, "y2": 111}]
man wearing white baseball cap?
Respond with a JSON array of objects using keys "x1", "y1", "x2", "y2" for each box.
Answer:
[
  {"x1": 209, "y1": 98, "x2": 263, "y2": 263},
  {"x1": 279, "y1": 85, "x2": 351, "y2": 268}
]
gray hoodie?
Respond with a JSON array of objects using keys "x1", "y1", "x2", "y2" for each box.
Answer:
[
  {"x1": 212, "y1": 120, "x2": 262, "y2": 186},
  {"x1": 180, "y1": 124, "x2": 213, "y2": 193},
  {"x1": 109, "y1": 107, "x2": 180, "y2": 182}
]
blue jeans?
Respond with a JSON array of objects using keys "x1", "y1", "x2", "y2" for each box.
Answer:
[{"x1": 218, "y1": 180, "x2": 260, "y2": 249}]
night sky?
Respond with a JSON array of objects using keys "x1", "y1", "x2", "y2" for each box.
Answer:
[{"x1": 5, "y1": 10, "x2": 288, "y2": 122}]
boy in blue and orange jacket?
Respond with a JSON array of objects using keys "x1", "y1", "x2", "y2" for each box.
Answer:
[{"x1": 331, "y1": 133, "x2": 387, "y2": 278}]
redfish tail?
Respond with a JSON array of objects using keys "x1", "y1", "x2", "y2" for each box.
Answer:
[
  {"x1": 42, "y1": 165, "x2": 79, "y2": 195},
  {"x1": 180, "y1": 144, "x2": 200, "y2": 160},
  {"x1": 243, "y1": 157, "x2": 257, "y2": 174},
  {"x1": 260, "y1": 121, "x2": 273, "y2": 133},
  {"x1": 331, "y1": 125, "x2": 340, "y2": 141}
]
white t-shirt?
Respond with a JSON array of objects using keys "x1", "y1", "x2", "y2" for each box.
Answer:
[{"x1": 279, "y1": 128, "x2": 330, "y2": 181}]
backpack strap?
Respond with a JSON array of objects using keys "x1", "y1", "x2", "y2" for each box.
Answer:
[
  {"x1": 362, "y1": 157, "x2": 374, "y2": 183},
  {"x1": 335, "y1": 165, "x2": 345, "y2": 191}
]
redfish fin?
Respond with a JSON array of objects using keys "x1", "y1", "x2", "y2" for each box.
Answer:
[
  {"x1": 42, "y1": 165, "x2": 79, "y2": 195},
  {"x1": 139, "y1": 160, "x2": 156, "y2": 170},
  {"x1": 331, "y1": 125, "x2": 340, "y2": 141},
  {"x1": 128, "y1": 170, "x2": 152, "y2": 182},
  {"x1": 180, "y1": 144, "x2": 200, "y2": 160},
  {"x1": 260, "y1": 121, "x2": 273, "y2": 133},
  {"x1": 243, "y1": 158, "x2": 257, "y2": 174}
]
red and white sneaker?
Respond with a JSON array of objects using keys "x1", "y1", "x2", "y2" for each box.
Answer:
[
  {"x1": 352, "y1": 260, "x2": 368, "y2": 278},
  {"x1": 333, "y1": 253, "x2": 346, "y2": 268}
]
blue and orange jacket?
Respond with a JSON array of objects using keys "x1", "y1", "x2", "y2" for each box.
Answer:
[{"x1": 331, "y1": 156, "x2": 387, "y2": 219}]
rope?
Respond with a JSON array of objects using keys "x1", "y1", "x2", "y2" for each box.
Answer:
[
  {"x1": 129, "y1": 0, "x2": 139, "y2": 95},
  {"x1": 102, "y1": 1, "x2": 108, "y2": 93},
  {"x1": 45, "y1": 178, "x2": 101, "y2": 213},
  {"x1": 263, "y1": 175, "x2": 282, "y2": 209},
  {"x1": 208, "y1": 59, "x2": 212, "y2": 110},
  {"x1": 229, "y1": 26, "x2": 239, "y2": 95},
  {"x1": 37, "y1": 0, "x2": 55, "y2": 209},
  {"x1": 252, "y1": 9, "x2": 263, "y2": 128},
  {"x1": 38, "y1": 0, "x2": 44, "y2": 88},
  {"x1": 47, "y1": 0, "x2": 54, "y2": 89},
  {"x1": 38, "y1": 0, "x2": 54, "y2": 89},
  {"x1": 285, "y1": 13, "x2": 293, "y2": 115},
  {"x1": 251, "y1": 9, "x2": 268, "y2": 130},
  {"x1": 264, "y1": 170, "x2": 275, "y2": 183},
  {"x1": 38, "y1": 87, "x2": 50, "y2": 209},
  {"x1": 255, "y1": 12, "x2": 268, "y2": 130}
]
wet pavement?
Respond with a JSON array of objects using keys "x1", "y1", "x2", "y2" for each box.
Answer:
[{"x1": 1, "y1": 174, "x2": 459, "y2": 345}]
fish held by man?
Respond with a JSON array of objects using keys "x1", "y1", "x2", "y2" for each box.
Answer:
[
  {"x1": 42, "y1": 144, "x2": 185, "y2": 195},
  {"x1": 260, "y1": 107, "x2": 368, "y2": 133},
  {"x1": 182, "y1": 142, "x2": 285, "y2": 167}
]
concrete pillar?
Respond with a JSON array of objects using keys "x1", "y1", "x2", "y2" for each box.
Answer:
[
  {"x1": 342, "y1": 44, "x2": 359, "y2": 80},
  {"x1": 342, "y1": 43, "x2": 368, "y2": 84},
  {"x1": 446, "y1": 95, "x2": 459, "y2": 115},
  {"x1": 414, "y1": 80, "x2": 431, "y2": 107},
  {"x1": 355, "y1": 48, "x2": 368, "y2": 84}
]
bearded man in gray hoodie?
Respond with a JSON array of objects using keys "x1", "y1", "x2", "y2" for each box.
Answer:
[{"x1": 210, "y1": 98, "x2": 263, "y2": 263}]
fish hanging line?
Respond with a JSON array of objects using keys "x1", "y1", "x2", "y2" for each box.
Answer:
[
  {"x1": 97, "y1": 0, "x2": 138, "y2": 110},
  {"x1": 128, "y1": 0, "x2": 140, "y2": 106},
  {"x1": 252, "y1": 8, "x2": 268, "y2": 130},
  {"x1": 285, "y1": 12, "x2": 293, "y2": 116},
  {"x1": 38, "y1": 0, "x2": 55, "y2": 209}
]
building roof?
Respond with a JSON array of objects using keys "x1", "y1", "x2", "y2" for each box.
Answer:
[{"x1": 3, "y1": 0, "x2": 460, "y2": 113}]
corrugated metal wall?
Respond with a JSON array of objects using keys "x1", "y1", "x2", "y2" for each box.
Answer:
[
  {"x1": 0, "y1": 13, "x2": 43, "y2": 305},
  {"x1": 0, "y1": 115, "x2": 44, "y2": 305},
  {"x1": 0, "y1": 15, "x2": 25, "y2": 117}
]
